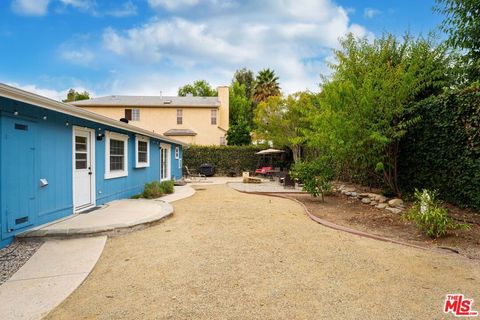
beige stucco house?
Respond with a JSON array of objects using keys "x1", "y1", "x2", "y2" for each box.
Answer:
[{"x1": 71, "y1": 86, "x2": 229, "y2": 145}]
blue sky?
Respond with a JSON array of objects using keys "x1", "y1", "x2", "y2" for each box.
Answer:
[{"x1": 0, "y1": 0, "x2": 445, "y2": 100}]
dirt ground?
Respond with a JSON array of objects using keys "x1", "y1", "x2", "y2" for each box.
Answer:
[
  {"x1": 290, "y1": 193, "x2": 480, "y2": 260},
  {"x1": 47, "y1": 185, "x2": 479, "y2": 320}
]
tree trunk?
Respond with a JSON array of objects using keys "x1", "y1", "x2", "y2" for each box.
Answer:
[
  {"x1": 292, "y1": 145, "x2": 302, "y2": 163},
  {"x1": 383, "y1": 141, "x2": 401, "y2": 195}
]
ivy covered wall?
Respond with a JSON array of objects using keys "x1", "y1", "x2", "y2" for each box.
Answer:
[{"x1": 399, "y1": 88, "x2": 480, "y2": 210}]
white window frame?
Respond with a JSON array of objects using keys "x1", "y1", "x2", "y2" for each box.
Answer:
[
  {"x1": 125, "y1": 108, "x2": 140, "y2": 121},
  {"x1": 105, "y1": 131, "x2": 129, "y2": 179},
  {"x1": 211, "y1": 109, "x2": 217, "y2": 125},
  {"x1": 177, "y1": 109, "x2": 183, "y2": 125},
  {"x1": 132, "y1": 108, "x2": 140, "y2": 121},
  {"x1": 174, "y1": 146, "x2": 180, "y2": 159},
  {"x1": 135, "y1": 135, "x2": 150, "y2": 168}
]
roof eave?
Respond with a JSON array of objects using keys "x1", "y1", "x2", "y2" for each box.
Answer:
[
  {"x1": 0, "y1": 83, "x2": 187, "y2": 146},
  {"x1": 72, "y1": 103, "x2": 221, "y2": 108}
]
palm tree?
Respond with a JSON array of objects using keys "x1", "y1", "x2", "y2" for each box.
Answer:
[{"x1": 253, "y1": 68, "x2": 281, "y2": 103}]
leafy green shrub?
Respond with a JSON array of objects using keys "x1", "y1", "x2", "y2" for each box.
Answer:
[
  {"x1": 291, "y1": 157, "x2": 335, "y2": 202},
  {"x1": 142, "y1": 180, "x2": 175, "y2": 199},
  {"x1": 143, "y1": 181, "x2": 164, "y2": 199},
  {"x1": 183, "y1": 145, "x2": 265, "y2": 175},
  {"x1": 402, "y1": 189, "x2": 470, "y2": 238},
  {"x1": 159, "y1": 180, "x2": 174, "y2": 194}
]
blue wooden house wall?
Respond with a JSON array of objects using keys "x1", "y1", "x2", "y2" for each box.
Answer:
[{"x1": 0, "y1": 97, "x2": 183, "y2": 248}]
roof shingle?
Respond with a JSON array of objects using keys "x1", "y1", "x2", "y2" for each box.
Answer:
[{"x1": 71, "y1": 95, "x2": 220, "y2": 108}]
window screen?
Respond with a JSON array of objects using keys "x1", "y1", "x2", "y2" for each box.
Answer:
[
  {"x1": 211, "y1": 109, "x2": 217, "y2": 125},
  {"x1": 132, "y1": 109, "x2": 140, "y2": 121},
  {"x1": 177, "y1": 109, "x2": 183, "y2": 124},
  {"x1": 110, "y1": 139, "x2": 125, "y2": 171},
  {"x1": 138, "y1": 140, "x2": 148, "y2": 163}
]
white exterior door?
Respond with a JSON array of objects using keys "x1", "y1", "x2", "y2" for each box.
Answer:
[
  {"x1": 73, "y1": 127, "x2": 95, "y2": 211},
  {"x1": 160, "y1": 143, "x2": 171, "y2": 181}
]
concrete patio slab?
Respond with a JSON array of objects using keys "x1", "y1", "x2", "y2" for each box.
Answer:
[
  {"x1": 18, "y1": 185, "x2": 194, "y2": 238},
  {"x1": 0, "y1": 237, "x2": 106, "y2": 320},
  {"x1": 18, "y1": 198, "x2": 173, "y2": 238},
  {"x1": 228, "y1": 181, "x2": 304, "y2": 193},
  {"x1": 161, "y1": 185, "x2": 195, "y2": 202},
  {"x1": 187, "y1": 176, "x2": 244, "y2": 185}
]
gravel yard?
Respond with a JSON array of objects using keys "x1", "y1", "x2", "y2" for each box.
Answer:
[
  {"x1": 0, "y1": 239, "x2": 43, "y2": 285},
  {"x1": 47, "y1": 184, "x2": 479, "y2": 319}
]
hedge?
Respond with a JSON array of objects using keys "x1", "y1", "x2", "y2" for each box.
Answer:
[
  {"x1": 398, "y1": 87, "x2": 480, "y2": 211},
  {"x1": 183, "y1": 145, "x2": 263, "y2": 175}
]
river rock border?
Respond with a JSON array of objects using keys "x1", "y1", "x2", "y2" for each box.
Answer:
[{"x1": 334, "y1": 184, "x2": 406, "y2": 214}]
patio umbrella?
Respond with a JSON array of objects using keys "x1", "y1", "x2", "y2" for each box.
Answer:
[
  {"x1": 255, "y1": 149, "x2": 286, "y2": 168},
  {"x1": 255, "y1": 148, "x2": 285, "y2": 155}
]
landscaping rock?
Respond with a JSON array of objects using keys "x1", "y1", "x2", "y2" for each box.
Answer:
[
  {"x1": 350, "y1": 192, "x2": 358, "y2": 197},
  {"x1": 370, "y1": 193, "x2": 387, "y2": 203},
  {"x1": 388, "y1": 198, "x2": 404, "y2": 207},
  {"x1": 358, "y1": 193, "x2": 370, "y2": 198},
  {"x1": 370, "y1": 201, "x2": 378, "y2": 206},
  {"x1": 375, "y1": 203, "x2": 388, "y2": 209},
  {"x1": 375, "y1": 195, "x2": 388, "y2": 203},
  {"x1": 0, "y1": 240, "x2": 43, "y2": 285},
  {"x1": 345, "y1": 192, "x2": 352, "y2": 196},
  {"x1": 361, "y1": 198, "x2": 371, "y2": 204},
  {"x1": 385, "y1": 207, "x2": 403, "y2": 214}
]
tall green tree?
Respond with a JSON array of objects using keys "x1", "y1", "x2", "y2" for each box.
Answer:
[
  {"x1": 254, "y1": 92, "x2": 318, "y2": 162},
  {"x1": 63, "y1": 89, "x2": 90, "y2": 102},
  {"x1": 233, "y1": 68, "x2": 255, "y2": 99},
  {"x1": 253, "y1": 69, "x2": 281, "y2": 103},
  {"x1": 178, "y1": 80, "x2": 217, "y2": 97},
  {"x1": 435, "y1": 0, "x2": 480, "y2": 82},
  {"x1": 226, "y1": 119, "x2": 252, "y2": 146},
  {"x1": 229, "y1": 81, "x2": 252, "y2": 125},
  {"x1": 311, "y1": 33, "x2": 452, "y2": 193}
]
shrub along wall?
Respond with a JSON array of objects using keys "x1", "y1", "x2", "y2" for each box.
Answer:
[
  {"x1": 183, "y1": 145, "x2": 263, "y2": 175},
  {"x1": 398, "y1": 87, "x2": 480, "y2": 211}
]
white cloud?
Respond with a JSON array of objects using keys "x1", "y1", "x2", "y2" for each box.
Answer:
[
  {"x1": 12, "y1": 0, "x2": 135, "y2": 17},
  {"x1": 59, "y1": 0, "x2": 94, "y2": 11},
  {"x1": 107, "y1": 1, "x2": 137, "y2": 17},
  {"x1": 11, "y1": 0, "x2": 50, "y2": 16},
  {"x1": 7, "y1": 82, "x2": 94, "y2": 101},
  {"x1": 101, "y1": 0, "x2": 373, "y2": 94},
  {"x1": 60, "y1": 49, "x2": 95, "y2": 66},
  {"x1": 364, "y1": 8, "x2": 381, "y2": 19},
  {"x1": 148, "y1": 0, "x2": 199, "y2": 11},
  {"x1": 58, "y1": 34, "x2": 96, "y2": 66}
]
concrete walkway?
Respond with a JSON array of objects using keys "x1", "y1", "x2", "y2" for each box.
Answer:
[
  {"x1": 0, "y1": 236, "x2": 106, "y2": 320},
  {"x1": 0, "y1": 185, "x2": 195, "y2": 320},
  {"x1": 18, "y1": 185, "x2": 195, "y2": 238}
]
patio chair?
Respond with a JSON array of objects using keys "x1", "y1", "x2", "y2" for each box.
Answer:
[
  {"x1": 283, "y1": 174, "x2": 296, "y2": 189},
  {"x1": 255, "y1": 166, "x2": 273, "y2": 176},
  {"x1": 184, "y1": 166, "x2": 206, "y2": 180}
]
